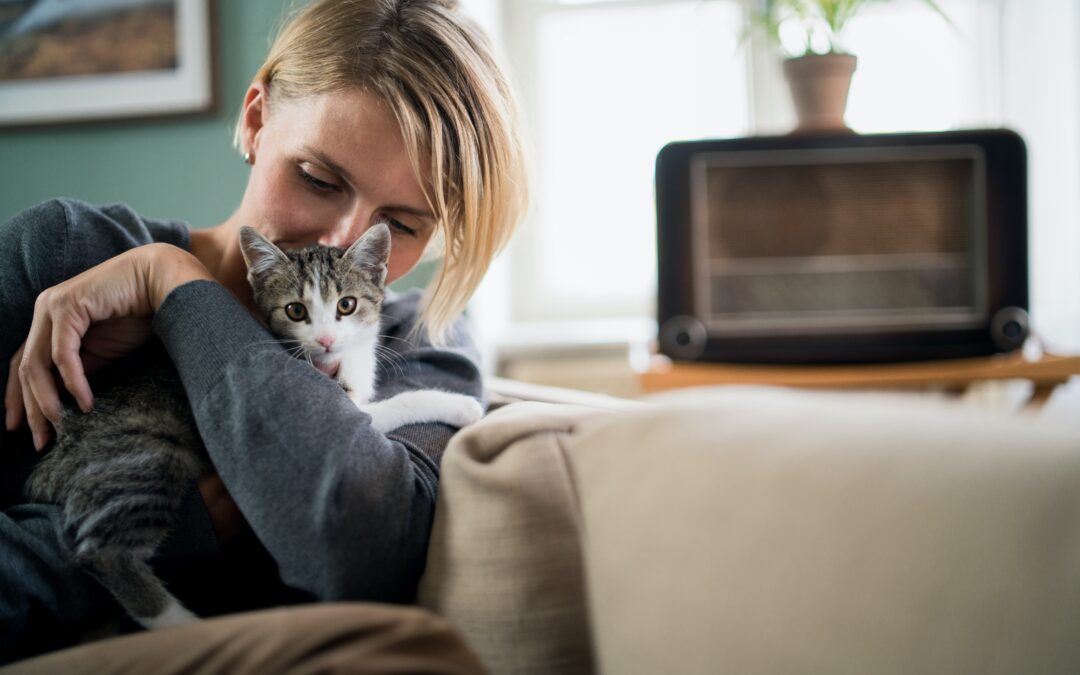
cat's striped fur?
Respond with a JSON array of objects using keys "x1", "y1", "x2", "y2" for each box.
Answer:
[{"x1": 25, "y1": 358, "x2": 205, "y2": 628}]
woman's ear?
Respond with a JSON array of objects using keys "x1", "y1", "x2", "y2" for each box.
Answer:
[{"x1": 240, "y1": 81, "x2": 269, "y2": 159}]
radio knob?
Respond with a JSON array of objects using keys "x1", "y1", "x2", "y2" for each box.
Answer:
[
  {"x1": 660, "y1": 315, "x2": 708, "y2": 360},
  {"x1": 990, "y1": 306, "x2": 1030, "y2": 351}
]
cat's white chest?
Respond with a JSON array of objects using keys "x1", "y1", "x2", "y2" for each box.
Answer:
[{"x1": 338, "y1": 344, "x2": 379, "y2": 404}]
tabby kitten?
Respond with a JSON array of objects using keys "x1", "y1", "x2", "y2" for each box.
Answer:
[{"x1": 25, "y1": 223, "x2": 483, "y2": 629}]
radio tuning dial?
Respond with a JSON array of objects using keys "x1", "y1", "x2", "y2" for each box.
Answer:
[
  {"x1": 660, "y1": 315, "x2": 708, "y2": 360},
  {"x1": 990, "y1": 306, "x2": 1030, "y2": 351}
]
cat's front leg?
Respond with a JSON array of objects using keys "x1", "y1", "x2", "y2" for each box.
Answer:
[
  {"x1": 143, "y1": 598, "x2": 200, "y2": 630},
  {"x1": 337, "y1": 351, "x2": 377, "y2": 406},
  {"x1": 356, "y1": 390, "x2": 484, "y2": 434}
]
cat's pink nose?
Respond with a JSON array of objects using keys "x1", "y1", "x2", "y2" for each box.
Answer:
[{"x1": 316, "y1": 335, "x2": 335, "y2": 350}]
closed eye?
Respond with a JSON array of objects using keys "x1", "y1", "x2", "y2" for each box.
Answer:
[
  {"x1": 385, "y1": 217, "x2": 418, "y2": 238},
  {"x1": 297, "y1": 166, "x2": 340, "y2": 193},
  {"x1": 382, "y1": 217, "x2": 419, "y2": 238}
]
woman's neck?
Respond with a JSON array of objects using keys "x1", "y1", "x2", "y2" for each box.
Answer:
[{"x1": 189, "y1": 221, "x2": 256, "y2": 311}]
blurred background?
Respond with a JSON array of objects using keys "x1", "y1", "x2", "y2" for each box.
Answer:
[{"x1": 0, "y1": 0, "x2": 1077, "y2": 395}]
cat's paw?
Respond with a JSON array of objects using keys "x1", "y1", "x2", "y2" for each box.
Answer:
[
  {"x1": 140, "y1": 598, "x2": 199, "y2": 630},
  {"x1": 447, "y1": 395, "x2": 484, "y2": 428}
]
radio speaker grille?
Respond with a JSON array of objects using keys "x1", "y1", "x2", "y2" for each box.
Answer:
[{"x1": 695, "y1": 154, "x2": 983, "y2": 331}]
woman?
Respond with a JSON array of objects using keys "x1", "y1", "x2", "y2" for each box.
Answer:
[{"x1": 0, "y1": 0, "x2": 526, "y2": 667}]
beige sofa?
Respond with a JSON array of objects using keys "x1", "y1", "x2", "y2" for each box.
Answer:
[{"x1": 417, "y1": 384, "x2": 1080, "y2": 675}]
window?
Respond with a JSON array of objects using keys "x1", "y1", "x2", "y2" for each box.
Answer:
[
  {"x1": 502, "y1": 0, "x2": 749, "y2": 322},
  {"x1": 839, "y1": 0, "x2": 1001, "y2": 132},
  {"x1": 480, "y1": 0, "x2": 1080, "y2": 354}
]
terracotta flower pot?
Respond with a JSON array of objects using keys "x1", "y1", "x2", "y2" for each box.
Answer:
[{"x1": 782, "y1": 52, "x2": 858, "y2": 132}]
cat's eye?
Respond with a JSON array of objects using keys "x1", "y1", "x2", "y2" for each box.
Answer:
[
  {"x1": 284, "y1": 302, "x2": 308, "y2": 322},
  {"x1": 337, "y1": 297, "x2": 358, "y2": 316}
]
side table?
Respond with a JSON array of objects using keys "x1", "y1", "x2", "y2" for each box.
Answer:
[{"x1": 639, "y1": 352, "x2": 1080, "y2": 408}]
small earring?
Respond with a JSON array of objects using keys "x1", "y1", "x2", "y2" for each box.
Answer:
[{"x1": 243, "y1": 151, "x2": 253, "y2": 165}]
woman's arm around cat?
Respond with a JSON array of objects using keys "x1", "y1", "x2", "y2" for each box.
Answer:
[{"x1": 9, "y1": 239, "x2": 480, "y2": 604}]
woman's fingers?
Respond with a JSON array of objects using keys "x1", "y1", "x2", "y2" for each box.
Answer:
[
  {"x1": 14, "y1": 287, "x2": 94, "y2": 450},
  {"x1": 19, "y1": 307, "x2": 64, "y2": 450},
  {"x1": 5, "y1": 346, "x2": 26, "y2": 432},
  {"x1": 22, "y1": 295, "x2": 67, "y2": 425},
  {"x1": 51, "y1": 310, "x2": 93, "y2": 414},
  {"x1": 4, "y1": 298, "x2": 91, "y2": 445},
  {"x1": 20, "y1": 359, "x2": 52, "y2": 450},
  {"x1": 7, "y1": 341, "x2": 67, "y2": 450}
]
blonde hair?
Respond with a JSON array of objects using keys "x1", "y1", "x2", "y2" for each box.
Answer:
[{"x1": 240, "y1": 0, "x2": 528, "y2": 344}]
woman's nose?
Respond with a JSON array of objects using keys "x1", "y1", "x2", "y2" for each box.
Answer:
[
  {"x1": 317, "y1": 229, "x2": 355, "y2": 248},
  {"x1": 318, "y1": 212, "x2": 368, "y2": 248}
]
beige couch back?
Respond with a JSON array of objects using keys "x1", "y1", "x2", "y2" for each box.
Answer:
[{"x1": 420, "y1": 388, "x2": 1080, "y2": 675}]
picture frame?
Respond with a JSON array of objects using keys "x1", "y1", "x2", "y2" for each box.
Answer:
[{"x1": 0, "y1": 0, "x2": 214, "y2": 126}]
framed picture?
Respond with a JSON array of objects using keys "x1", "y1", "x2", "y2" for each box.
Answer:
[{"x1": 0, "y1": 0, "x2": 214, "y2": 126}]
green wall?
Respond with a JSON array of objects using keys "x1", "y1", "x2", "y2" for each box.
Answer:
[
  {"x1": 0, "y1": 0, "x2": 434, "y2": 288},
  {"x1": 0, "y1": 0, "x2": 291, "y2": 228}
]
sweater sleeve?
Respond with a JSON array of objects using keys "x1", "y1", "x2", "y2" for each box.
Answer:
[
  {"x1": 0, "y1": 198, "x2": 190, "y2": 415},
  {"x1": 152, "y1": 280, "x2": 483, "y2": 603},
  {"x1": 0, "y1": 200, "x2": 70, "y2": 500}
]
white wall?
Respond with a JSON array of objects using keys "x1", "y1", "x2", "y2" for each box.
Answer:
[
  {"x1": 1000, "y1": 0, "x2": 1080, "y2": 352},
  {"x1": 459, "y1": 0, "x2": 500, "y2": 36}
]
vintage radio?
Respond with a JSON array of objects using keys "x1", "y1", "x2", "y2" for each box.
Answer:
[{"x1": 655, "y1": 129, "x2": 1029, "y2": 364}]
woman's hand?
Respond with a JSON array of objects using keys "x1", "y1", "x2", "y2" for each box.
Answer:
[
  {"x1": 198, "y1": 472, "x2": 248, "y2": 545},
  {"x1": 4, "y1": 243, "x2": 214, "y2": 449}
]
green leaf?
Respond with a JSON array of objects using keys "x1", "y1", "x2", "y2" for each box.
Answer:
[{"x1": 735, "y1": 0, "x2": 953, "y2": 56}]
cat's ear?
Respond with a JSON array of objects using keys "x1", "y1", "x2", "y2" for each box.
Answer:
[
  {"x1": 345, "y1": 222, "x2": 391, "y2": 285},
  {"x1": 239, "y1": 226, "x2": 288, "y2": 284}
]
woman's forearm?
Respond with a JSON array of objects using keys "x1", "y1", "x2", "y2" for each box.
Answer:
[{"x1": 144, "y1": 243, "x2": 217, "y2": 311}]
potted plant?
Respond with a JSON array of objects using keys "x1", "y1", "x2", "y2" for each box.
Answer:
[{"x1": 745, "y1": 0, "x2": 952, "y2": 132}]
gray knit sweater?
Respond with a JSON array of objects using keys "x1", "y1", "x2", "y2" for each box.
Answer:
[{"x1": 0, "y1": 198, "x2": 482, "y2": 662}]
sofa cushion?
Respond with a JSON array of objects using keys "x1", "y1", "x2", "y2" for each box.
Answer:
[
  {"x1": 567, "y1": 387, "x2": 1080, "y2": 675},
  {"x1": 417, "y1": 401, "x2": 607, "y2": 675}
]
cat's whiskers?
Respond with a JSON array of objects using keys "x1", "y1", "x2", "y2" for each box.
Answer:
[
  {"x1": 373, "y1": 344, "x2": 407, "y2": 380},
  {"x1": 246, "y1": 339, "x2": 315, "y2": 367},
  {"x1": 254, "y1": 339, "x2": 308, "y2": 360},
  {"x1": 376, "y1": 334, "x2": 413, "y2": 378},
  {"x1": 377, "y1": 333, "x2": 413, "y2": 347}
]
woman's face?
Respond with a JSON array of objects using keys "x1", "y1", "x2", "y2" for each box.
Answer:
[{"x1": 238, "y1": 85, "x2": 435, "y2": 284}]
